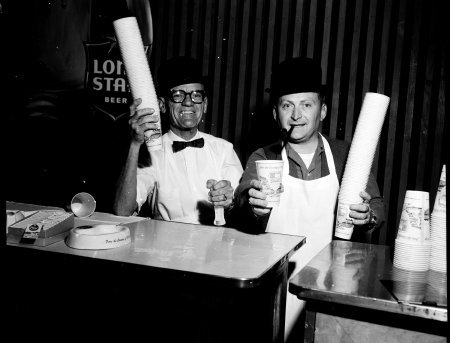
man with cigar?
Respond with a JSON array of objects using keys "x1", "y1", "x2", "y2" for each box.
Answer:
[
  {"x1": 114, "y1": 56, "x2": 243, "y2": 225},
  {"x1": 234, "y1": 57, "x2": 384, "y2": 341}
]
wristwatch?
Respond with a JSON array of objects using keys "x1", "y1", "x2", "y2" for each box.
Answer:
[{"x1": 368, "y1": 209, "x2": 378, "y2": 228}]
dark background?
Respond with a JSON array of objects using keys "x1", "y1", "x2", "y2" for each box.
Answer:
[{"x1": 2, "y1": 0, "x2": 448, "y2": 247}]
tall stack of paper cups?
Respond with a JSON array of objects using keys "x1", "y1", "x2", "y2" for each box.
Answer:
[
  {"x1": 429, "y1": 165, "x2": 446, "y2": 272},
  {"x1": 393, "y1": 190, "x2": 431, "y2": 271},
  {"x1": 335, "y1": 92, "x2": 390, "y2": 240},
  {"x1": 113, "y1": 16, "x2": 162, "y2": 151}
]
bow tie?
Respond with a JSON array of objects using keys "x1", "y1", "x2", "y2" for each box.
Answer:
[{"x1": 172, "y1": 138, "x2": 205, "y2": 152}]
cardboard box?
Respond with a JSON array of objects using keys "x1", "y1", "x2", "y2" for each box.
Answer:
[
  {"x1": 7, "y1": 230, "x2": 71, "y2": 247},
  {"x1": 7, "y1": 210, "x2": 74, "y2": 246}
]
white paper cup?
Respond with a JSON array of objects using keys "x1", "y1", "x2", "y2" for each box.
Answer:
[
  {"x1": 255, "y1": 160, "x2": 283, "y2": 207},
  {"x1": 432, "y1": 166, "x2": 446, "y2": 215},
  {"x1": 71, "y1": 192, "x2": 96, "y2": 218},
  {"x1": 338, "y1": 93, "x2": 390, "y2": 207},
  {"x1": 113, "y1": 17, "x2": 162, "y2": 152},
  {"x1": 396, "y1": 190, "x2": 430, "y2": 243},
  {"x1": 334, "y1": 203, "x2": 354, "y2": 240}
]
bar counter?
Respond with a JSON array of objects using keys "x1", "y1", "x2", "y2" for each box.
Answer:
[
  {"x1": 289, "y1": 240, "x2": 447, "y2": 343},
  {"x1": 6, "y1": 202, "x2": 305, "y2": 342}
]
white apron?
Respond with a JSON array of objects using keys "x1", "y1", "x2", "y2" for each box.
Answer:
[{"x1": 266, "y1": 134, "x2": 339, "y2": 339}]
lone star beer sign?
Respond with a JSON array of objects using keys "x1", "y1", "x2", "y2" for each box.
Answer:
[{"x1": 84, "y1": 38, "x2": 150, "y2": 121}]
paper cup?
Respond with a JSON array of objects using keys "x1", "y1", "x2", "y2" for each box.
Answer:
[
  {"x1": 113, "y1": 17, "x2": 162, "y2": 152},
  {"x1": 338, "y1": 93, "x2": 390, "y2": 206},
  {"x1": 71, "y1": 192, "x2": 96, "y2": 218},
  {"x1": 336, "y1": 92, "x2": 390, "y2": 240},
  {"x1": 334, "y1": 203, "x2": 354, "y2": 240},
  {"x1": 396, "y1": 190, "x2": 430, "y2": 243},
  {"x1": 255, "y1": 160, "x2": 283, "y2": 207},
  {"x1": 432, "y1": 165, "x2": 446, "y2": 215},
  {"x1": 214, "y1": 206, "x2": 226, "y2": 226}
]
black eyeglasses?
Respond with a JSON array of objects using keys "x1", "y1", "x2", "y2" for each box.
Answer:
[{"x1": 168, "y1": 90, "x2": 206, "y2": 104}]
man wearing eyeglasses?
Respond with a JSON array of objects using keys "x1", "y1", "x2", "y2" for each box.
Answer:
[{"x1": 114, "y1": 56, "x2": 243, "y2": 225}]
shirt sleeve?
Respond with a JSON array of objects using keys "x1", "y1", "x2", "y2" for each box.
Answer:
[
  {"x1": 222, "y1": 143, "x2": 244, "y2": 190},
  {"x1": 365, "y1": 171, "x2": 385, "y2": 241},
  {"x1": 349, "y1": 168, "x2": 386, "y2": 243},
  {"x1": 234, "y1": 148, "x2": 272, "y2": 233},
  {"x1": 136, "y1": 165, "x2": 156, "y2": 214}
]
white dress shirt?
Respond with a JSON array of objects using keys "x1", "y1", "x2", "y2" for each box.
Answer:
[{"x1": 136, "y1": 130, "x2": 243, "y2": 224}]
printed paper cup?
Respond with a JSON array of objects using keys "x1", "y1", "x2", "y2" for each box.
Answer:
[
  {"x1": 432, "y1": 165, "x2": 446, "y2": 215},
  {"x1": 255, "y1": 160, "x2": 283, "y2": 207},
  {"x1": 396, "y1": 190, "x2": 430, "y2": 243},
  {"x1": 334, "y1": 202, "x2": 354, "y2": 239}
]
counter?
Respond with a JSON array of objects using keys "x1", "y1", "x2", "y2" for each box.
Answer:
[
  {"x1": 6, "y1": 202, "x2": 305, "y2": 342},
  {"x1": 289, "y1": 240, "x2": 447, "y2": 343}
]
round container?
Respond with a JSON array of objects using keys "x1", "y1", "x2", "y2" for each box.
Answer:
[{"x1": 66, "y1": 225, "x2": 131, "y2": 250}]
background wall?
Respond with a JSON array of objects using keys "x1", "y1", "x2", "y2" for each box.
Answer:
[
  {"x1": 3, "y1": 0, "x2": 447, "y2": 247},
  {"x1": 149, "y1": 0, "x2": 447, "y2": 246}
]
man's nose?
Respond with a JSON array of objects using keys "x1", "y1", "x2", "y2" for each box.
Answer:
[
  {"x1": 182, "y1": 93, "x2": 194, "y2": 105},
  {"x1": 291, "y1": 106, "x2": 302, "y2": 120}
]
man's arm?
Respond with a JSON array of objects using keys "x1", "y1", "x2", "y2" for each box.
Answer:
[
  {"x1": 365, "y1": 171, "x2": 385, "y2": 241},
  {"x1": 114, "y1": 98, "x2": 159, "y2": 216},
  {"x1": 113, "y1": 142, "x2": 141, "y2": 216},
  {"x1": 234, "y1": 148, "x2": 272, "y2": 233},
  {"x1": 345, "y1": 172, "x2": 385, "y2": 243}
]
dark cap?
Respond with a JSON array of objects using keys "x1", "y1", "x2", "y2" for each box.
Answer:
[
  {"x1": 269, "y1": 57, "x2": 327, "y2": 102},
  {"x1": 157, "y1": 56, "x2": 207, "y2": 95}
]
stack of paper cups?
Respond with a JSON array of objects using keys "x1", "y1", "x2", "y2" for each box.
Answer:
[
  {"x1": 396, "y1": 190, "x2": 430, "y2": 242},
  {"x1": 393, "y1": 190, "x2": 431, "y2": 271},
  {"x1": 113, "y1": 16, "x2": 162, "y2": 151},
  {"x1": 424, "y1": 270, "x2": 447, "y2": 305},
  {"x1": 391, "y1": 266, "x2": 427, "y2": 302},
  {"x1": 335, "y1": 92, "x2": 390, "y2": 239},
  {"x1": 429, "y1": 165, "x2": 446, "y2": 272}
]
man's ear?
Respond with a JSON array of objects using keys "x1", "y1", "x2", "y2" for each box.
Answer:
[
  {"x1": 273, "y1": 105, "x2": 282, "y2": 128},
  {"x1": 158, "y1": 97, "x2": 166, "y2": 113},
  {"x1": 320, "y1": 103, "x2": 327, "y2": 121},
  {"x1": 202, "y1": 97, "x2": 208, "y2": 114}
]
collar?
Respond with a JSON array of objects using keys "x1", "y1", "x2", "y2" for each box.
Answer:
[
  {"x1": 285, "y1": 134, "x2": 325, "y2": 157},
  {"x1": 167, "y1": 130, "x2": 202, "y2": 142}
]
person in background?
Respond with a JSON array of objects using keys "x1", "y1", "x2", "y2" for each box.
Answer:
[
  {"x1": 234, "y1": 56, "x2": 385, "y2": 341},
  {"x1": 114, "y1": 56, "x2": 243, "y2": 225}
]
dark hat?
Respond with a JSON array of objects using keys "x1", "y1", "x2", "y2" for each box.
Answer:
[
  {"x1": 157, "y1": 56, "x2": 207, "y2": 95},
  {"x1": 269, "y1": 57, "x2": 327, "y2": 102}
]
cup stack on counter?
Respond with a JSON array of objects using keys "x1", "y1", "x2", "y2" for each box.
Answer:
[
  {"x1": 393, "y1": 190, "x2": 431, "y2": 272},
  {"x1": 391, "y1": 266, "x2": 427, "y2": 303},
  {"x1": 429, "y1": 165, "x2": 446, "y2": 273},
  {"x1": 424, "y1": 269, "x2": 447, "y2": 306}
]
